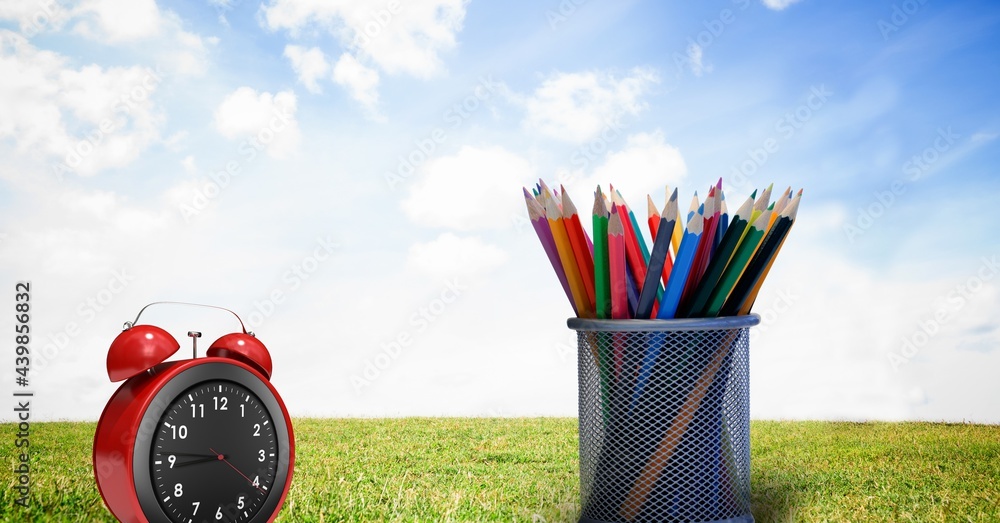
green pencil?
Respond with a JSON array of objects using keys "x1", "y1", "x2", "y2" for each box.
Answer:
[
  {"x1": 593, "y1": 187, "x2": 611, "y2": 319},
  {"x1": 703, "y1": 209, "x2": 772, "y2": 316},
  {"x1": 721, "y1": 193, "x2": 801, "y2": 316},
  {"x1": 678, "y1": 194, "x2": 755, "y2": 318}
]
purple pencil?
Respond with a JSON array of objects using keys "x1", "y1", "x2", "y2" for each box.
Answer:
[{"x1": 525, "y1": 188, "x2": 577, "y2": 314}]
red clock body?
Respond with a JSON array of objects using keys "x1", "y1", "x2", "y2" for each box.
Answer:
[{"x1": 93, "y1": 323, "x2": 294, "y2": 523}]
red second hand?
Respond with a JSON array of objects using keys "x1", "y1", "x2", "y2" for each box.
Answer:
[{"x1": 209, "y1": 447, "x2": 265, "y2": 494}]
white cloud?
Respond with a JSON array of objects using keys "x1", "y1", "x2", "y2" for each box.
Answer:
[
  {"x1": 0, "y1": 0, "x2": 72, "y2": 35},
  {"x1": 562, "y1": 131, "x2": 687, "y2": 206},
  {"x1": 0, "y1": 1, "x2": 213, "y2": 77},
  {"x1": 522, "y1": 68, "x2": 659, "y2": 143},
  {"x1": 332, "y1": 52, "x2": 382, "y2": 119},
  {"x1": 401, "y1": 145, "x2": 535, "y2": 231},
  {"x1": 761, "y1": 0, "x2": 802, "y2": 10},
  {"x1": 0, "y1": 31, "x2": 164, "y2": 177},
  {"x1": 260, "y1": 0, "x2": 467, "y2": 79},
  {"x1": 407, "y1": 233, "x2": 509, "y2": 277},
  {"x1": 284, "y1": 44, "x2": 330, "y2": 93},
  {"x1": 71, "y1": 0, "x2": 163, "y2": 42},
  {"x1": 686, "y1": 43, "x2": 712, "y2": 77},
  {"x1": 181, "y1": 155, "x2": 196, "y2": 174},
  {"x1": 213, "y1": 87, "x2": 300, "y2": 158}
]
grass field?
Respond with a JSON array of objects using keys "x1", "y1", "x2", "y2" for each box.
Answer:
[{"x1": 2, "y1": 419, "x2": 999, "y2": 522}]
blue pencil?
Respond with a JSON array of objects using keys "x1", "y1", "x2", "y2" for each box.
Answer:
[
  {"x1": 628, "y1": 212, "x2": 704, "y2": 411},
  {"x1": 656, "y1": 212, "x2": 703, "y2": 320}
]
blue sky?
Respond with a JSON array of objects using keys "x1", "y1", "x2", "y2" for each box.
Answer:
[{"x1": 1, "y1": 0, "x2": 998, "y2": 422}]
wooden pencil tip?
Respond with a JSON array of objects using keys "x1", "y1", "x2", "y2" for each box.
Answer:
[{"x1": 663, "y1": 188, "x2": 679, "y2": 217}]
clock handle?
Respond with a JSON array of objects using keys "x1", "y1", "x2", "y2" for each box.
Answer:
[{"x1": 125, "y1": 301, "x2": 252, "y2": 335}]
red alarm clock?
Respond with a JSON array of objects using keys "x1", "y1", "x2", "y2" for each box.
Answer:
[{"x1": 93, "y1": 302, "x2": 294, "y2": 523}]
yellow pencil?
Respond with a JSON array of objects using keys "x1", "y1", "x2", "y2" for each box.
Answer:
[{"x1": 545, "y1": 194, "x2": 591, "y2": 317}]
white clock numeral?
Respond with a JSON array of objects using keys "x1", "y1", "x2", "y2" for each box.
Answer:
[
  {"x1": 216, "y1": 506, "x2": 223, "y2": 520},
  {"x1": 237, "y1": 495, "x2": 245, "y2": 510},
  {"x1": 253, "y1": 476, "x2": 260, "y2": 487},
  {"x1": 213, "y1": 396, "x2": 228, "y2": 411},
  {"x1": 253, "y1": 423, "x2": 261, "y2": 437},
  {"x1": 192, "y1": 501, "x2": 200, "y2": 515},
  {"x1": 171, "y1": 425, "x2": 188, "y2": 440},
  {"x1": 258, "y1": 449, "x2": 266, "y2": 462},
  {"x1": 240, "y1": 404, "x2": 245, "y2": 418},
  {"x1": 191, "y1": 403, "x2": 204, "y2": 418},
  {"x1": 167, "y1": 455, "x2": 176, "y2": 468},
  {"x1": 174, "y1": 483, "x2": 183, "y2": 497}
]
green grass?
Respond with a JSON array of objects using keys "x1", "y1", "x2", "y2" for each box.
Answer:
[{"x1": 1, "y1": 419, "x2": 999, "y2": 522}]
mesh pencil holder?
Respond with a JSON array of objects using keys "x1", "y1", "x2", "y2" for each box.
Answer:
[{"x1": 568, "y1": 315, "x2": 759, "y2": 523}]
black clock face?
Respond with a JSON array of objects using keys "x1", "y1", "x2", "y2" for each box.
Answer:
[{"x1": 149, "y1": 380, "x2": 278, "y2": 523}]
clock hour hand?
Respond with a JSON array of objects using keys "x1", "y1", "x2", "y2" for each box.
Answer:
[{"x1": 175, "y1": 455, "x2": 224, "y2": 467}]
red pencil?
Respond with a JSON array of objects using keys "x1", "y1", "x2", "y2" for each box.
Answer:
[
  {"x1": 610, "y1": 189, "x2": 649, "y2": 297},
  {"x1": 679, "y1": 186, "x2": 720, "y2": 310},
  {"x1": 608, "y1": 205, "x2": 628, "y2": 320},
  {"x1": 647, "y1": 192, "x2": 674, "y2": 287},
  {"x1": 561, "y1": 186, "x2": 596, "y2": 313}
]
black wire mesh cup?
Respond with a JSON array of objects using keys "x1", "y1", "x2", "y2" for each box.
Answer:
[{"x1": 568, "y1": 315, "x2": 759, "y2": 523}]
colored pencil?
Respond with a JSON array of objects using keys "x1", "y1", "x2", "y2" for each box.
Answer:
[
  {"x1": 686, "y1": 191, "x2": 700, "y2": 222},
  {"x1": 561, "y1": 186, "x2": 597, "y2": 313},
  {"x1": 611, "y1": 190, "x2": 651, "y2": 302},
  {"x1": 740, "y1": 193, "x2": 802, "y2": 315},
  {"x1": 524, "y1": 188, "x2": 577, "y2": 314},
  {"x1": 545, "y1": 194, "x2": 591, "y2": 317},
  {"x1": 678, "y1": 194, "x2": 754, "y2": 318},
  {"x1": 716, "y1": 193, "x2": 729, "y2": 251},
  {"x1": 647, "y1": 194, "x2": 661, "y2": 239},
  {"x1": 593, "y1": 188, "x2": 612, "y2": 319},
  {"x1": 656, "y1": 212, "x2": 703, "y2": 319},
  {"x1": 679, "y1": 187, "x2": 719, "y2": 310},
  {"x1": 608, "y1": 205, "x2": 628, "y2": 321},
  {"x1": 636, "y1": 188, "x2": 678, "y2": 319},
  {"x1": 749, "y1": 183, "x2": 773, "y2": 225},
  {"x1": 725, "y1": 191, "x2": 801, "y2": 316},
  {"x1": 702, "y1": 209, "x2": 772, "y2": 317},
  {"x1": 670, "y1": 186, "x2": 684, "y2": 259},
  {"x1": 648, "y1": 191, "x2": 675, "y2": 287}
]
